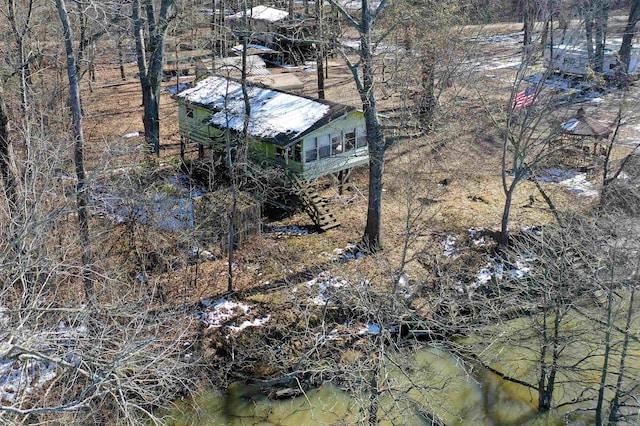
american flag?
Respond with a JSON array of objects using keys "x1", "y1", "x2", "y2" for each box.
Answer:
[{"x1": 512, "y1": 84, "x2": 537, "y2": 109}]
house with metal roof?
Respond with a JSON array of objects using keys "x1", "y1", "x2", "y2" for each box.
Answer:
[
  {"x1": 175, "y1": 75, "x2": 368, "y2": 230},
  {"x1": 175, "y1": 75, "x2": 368, "y2": 180},
  {"x1": 544, "y1": 44, "x2": 640, "y2": 76}
]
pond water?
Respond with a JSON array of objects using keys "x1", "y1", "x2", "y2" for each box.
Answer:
[
  {"x1": 165, "y1": 347, "x2": 568, "y2": 426},
  {"x1": 167, "y1": 295, "x2": 640, "y2": 426}
]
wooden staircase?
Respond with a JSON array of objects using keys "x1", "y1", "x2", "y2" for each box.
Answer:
[{"x1": 290, "y1": 175, "x2": 340, "y2": 232}]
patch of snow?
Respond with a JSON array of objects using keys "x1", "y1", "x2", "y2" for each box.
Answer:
[
  {"x1": 536, "y1": 168, "x2": 578, "y2": 183},
  {"x1": 469, "y1": 32, "x2": 524, "y2": 45},
  {"x1": 201, "y1": 299, "x2": 271, "y2": 332},
  {"x1": 306, "y1": 275, "x2": 347, "y2": 305},
  {"x1": 358, "y1": 323, "x2": 381, "y2": 335},
  {"x1": 0, "y1": 306, "x2": 9, "y2": 328},
  {"x1": 395, "y1": 273, "x2": 416, "y2": 299},
  {"x1": 475, "y1": 59, "x2": 523, "y2": 71},
  {"x1": 201, "y1": 300, "x2": 250, "y2": 327},
  {"x1": 188, "y1": 247, "x2": 217, "y2": 262},
  {"x1": 334, "y1": 243, "x2": 363, "y2": 260},
  {"x1": 1, "y1": 319, "x2": 89, "y2": 404},
  {"x1": 0, "y1": 358, "x2": 57, "y2": 403},
  {"x1": 268, "y1": 225, "x2": 309, "y2": 235},
  {"x1": 228, "y1": 315, "x2": 271, "y2": 332},
  {"x1": 522, "y1": 225, "x2": 543, "y2": 236},
  {"x1": 178, "y1": 76, "x2": 331, "y2": 141},
  {"x1": 121, "y1": 131, "x2": 141, "y2": 139},
  {"x1": 458, "y1": 252, "x2": 537, "y2": 296},
  {"x1": 536, "y1": 169, "x2": 598, "y2": 197},
  {"x1": 475, "y1": 268, "x2": 493, "y2": 286},
  {"x1": 228, "y1": 5, "x2": 288, "y2": 22},
  {"x1": 617, "y1": 172, "x2": 631, "y2": 180},
  {"x1": 468, "y1": 228, "x2": 487, "y2": 246},
  {"x1": 165, "y1": 82, "x2": 192, "y2": 95},
  {"x1": 560, "y1": 174, "x2": 598, "y2": 196},
  {"x1": 442, "y1": 235, "x2": 457, "y2": 258},
  {"x1": 562, "y1": 118, "x2": 579, "y2": 131}
]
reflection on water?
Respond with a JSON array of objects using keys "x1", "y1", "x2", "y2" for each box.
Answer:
[{"x1": 166, "y1": 347, "x2": 567, "y2": 425}]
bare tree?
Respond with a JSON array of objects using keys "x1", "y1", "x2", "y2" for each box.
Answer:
[
  {"x1": 618, "y1": 0, "x2": 640, "y2": 79},
  {"x1": 577, "y1": 0, "x2": 610, "y2": 72},
  {"x1": 0, "y1": 93, "x2": 18, "y2": 214},
  {"x1": 491, "y1": 66, "x2": 563, "y2": 245},
  {"x1": 56, "y1": 0, "x2": 93, "y2": 299},
  {"x1": 324, "y1": 0, "x2": 390, "y2": 252},
  {"x1": 132, "y1": 0, "x2": 176, "y2": 155}
]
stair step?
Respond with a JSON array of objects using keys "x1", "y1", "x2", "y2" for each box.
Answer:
[
  {"x1": 319, "y1": 217, "x2": 338, "y2": 225},
  {"x1": 320, "y1": 222, "x2": 341, "y2": 231}
]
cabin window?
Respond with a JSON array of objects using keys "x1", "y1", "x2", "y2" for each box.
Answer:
[
  {"x1": 305, "y1": 138, "x2": 317, "y2": 163},
  {"x1": 293, "y1": 143, "x2": 302, "y2": 162},
  {"x1": 356, "y1": 129, "x2": 367, "y2": 148},
  {"x1": 331, "y1": 134, "x2": 343, "y2": 155},
  {"x1": 345, "y1": 131, "x2": 356, "y2": 151},
  {"x1": 318, "y1": 135, "x2": 331, "y2": 159},
  {"x1": 186, "y1": 105, "x2": 194, "y2": 118}
]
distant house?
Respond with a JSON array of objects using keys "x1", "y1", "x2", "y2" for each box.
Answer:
[
  {"x1": 227, "y1": 5, "x2": 321, "y2": 64},
  {"x1": 175, "y1": 75, "x2": 368, "y2": 182},
  {"x1": 227, "y1": 6, "x2": 289, "y2": 47},
  {"x1": 544, "y1": 44, "x2": 640, "y2": 76}
]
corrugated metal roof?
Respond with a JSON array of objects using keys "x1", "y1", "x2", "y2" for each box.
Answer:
[
  {"x1": 176, "y1": 76, "x2": 357, "y2": 146},
  {"x1": 561, "y1": 108, "x2": 611, "y2": 137}
]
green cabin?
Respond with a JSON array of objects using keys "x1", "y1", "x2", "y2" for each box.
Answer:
[{"x1": 175, "y1": 76, "x2": 369, "y2": 182}]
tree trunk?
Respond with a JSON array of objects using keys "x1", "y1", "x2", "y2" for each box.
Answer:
[
  {"x1": 133, "y1": 0, "x2": 174, "y2": 156},
  {"x1": 418, "y1": 49, "x2": 436, "y2": 130},
  {"x1": 538, "y1": 309, "x2": 550, "y2": 411},
  {"x1": 618, "y1": 1, "x2": 640, "y2": 73},
  {"x1": 359, "y1": 0, "x2": 384, "y2": 252},
  {"x1": 226, "y1": 5, "x2": 252, "y2": 293},
  {"x1": 522, "y1": 0, "x2": 535, "y2": 46},
  {"x1": 56, "y1": 0, "x2": 93, "y2": 300},
  {"x1": 0, "y1": 95, "x2": 18, "y2": 213},
  {"x1": 585, "y1": 10, "x2": 594, "y2": 66},
  {"x1": 315, "y1": 0, "x2": 325, "y2": 99},
  {"x1": 595, "y1": 277, "x2": 616, "y2": 425},
  {"x1": 117, "y1": 35, "x2": 126, "y2": 80},
  {"x1": 7, "y1": 0, "x2": 34, "y2": 114},
  {"x1": 594, "y1": 3, "x2": 609, "y2": 73},
  {"x1": 501, "y1": 185, "x2": 516, "y2": 246},
  {"x1": 368, "y1": 352, "x2": 380, "y2": 425},
  {"x1": 608, "y1": 286, "x2": 635, "y2": 424}
]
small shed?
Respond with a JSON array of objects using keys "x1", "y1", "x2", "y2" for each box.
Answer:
[{"x1": 560, "y1": 108, "x2": 611, "y2": 155}]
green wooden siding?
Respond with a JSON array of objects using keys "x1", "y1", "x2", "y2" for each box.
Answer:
[{"x1": 298, "y1": 111, "x2": 368, "y2": 180}]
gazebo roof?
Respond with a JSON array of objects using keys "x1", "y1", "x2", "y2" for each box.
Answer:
[{"x1": 561, "y1": 108, "x2": 611, "y2": 138}]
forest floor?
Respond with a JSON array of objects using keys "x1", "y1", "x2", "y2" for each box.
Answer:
[{"x1": 80, "y1": 18, "x2": 639, "y2": 363}]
